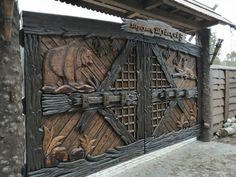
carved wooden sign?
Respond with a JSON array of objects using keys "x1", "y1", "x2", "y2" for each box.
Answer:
[{"x1": 122, "y1": 19, "x2": 186, "y2": 42}]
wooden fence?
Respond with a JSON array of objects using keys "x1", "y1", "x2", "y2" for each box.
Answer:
[{"x1": 211, "y1": 65, "x2": 236, "y2": 133}]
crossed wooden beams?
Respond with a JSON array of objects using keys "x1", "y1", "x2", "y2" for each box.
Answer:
[{"x1": 42, "y1": 40, "x2": 197, "y2": 145}]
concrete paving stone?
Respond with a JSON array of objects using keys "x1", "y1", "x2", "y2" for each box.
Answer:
[{"x1": 112, "y1": 141, "x2": 236, "y2": 177}]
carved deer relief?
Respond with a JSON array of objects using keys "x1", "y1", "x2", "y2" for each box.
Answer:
[
  {"x1": 42, "y1": 41, "x2": 95, "y2": 94},
  {"x1": 173, "y1": 56, "x2": 196, "y2": 80}
]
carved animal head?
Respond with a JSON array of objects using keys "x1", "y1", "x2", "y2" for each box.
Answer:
[{"x1": 79, "y1": 47, "x2": 94, "y2": 66}]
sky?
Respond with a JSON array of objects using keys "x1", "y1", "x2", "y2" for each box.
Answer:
[{"x1": 18, "y1": 0, "x2": 236, "y2": 60}]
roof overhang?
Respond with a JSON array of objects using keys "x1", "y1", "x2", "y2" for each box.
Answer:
[{"x1": 56, "y1": 0, "x2": 236, "y2": 34}]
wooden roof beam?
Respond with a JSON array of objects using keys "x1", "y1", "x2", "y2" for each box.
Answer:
[
  {"x1": 83, "y1": 0, "x2": 127, "y2": 13},
  {"x1": 144, "y1": 0, "x2": 164, "y2": 10},
  {"x1": 162, "y1": 0, "x2": 213, "y2": 21},
  {"x1": 127, "y1": 12, "x2": 140, "y2": 18},
  {"x1": 98, "y1": 0, "x2": 201, "y2": 31},
  {"x1": 201, "y1": 20, "x2": 219, "y2": 28},
  {"x1": 170, "y1": 8, "x2": 179, "y2": 14},
  {"x1": 147, "y1": 8, "x2": 201, "y2": 30}
]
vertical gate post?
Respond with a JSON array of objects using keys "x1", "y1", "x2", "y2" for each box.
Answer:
[
  {"x1": 197, "y1": 28, "x2": 213, "y2": 142},
  {"x1": 0, "y1": 1, "x2": 25, "y2": 176}
]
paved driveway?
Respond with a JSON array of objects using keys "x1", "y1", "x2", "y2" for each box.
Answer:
[{"x1": 114, "y1": 139, "x2": 236, "y2": 177}]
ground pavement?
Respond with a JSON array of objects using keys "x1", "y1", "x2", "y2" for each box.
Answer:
[{"x1": 90, "y1": 135, "x2": 236, "y2": 177}]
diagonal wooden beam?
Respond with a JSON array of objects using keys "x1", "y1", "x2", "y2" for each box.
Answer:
[
  {"x1": 152, "y1": 100, "x2": 177, "y2": 137},
  {"x1": 76, "y1": 110, "x2": 97, "y2": 133},
  {"x1": 151, "y1": 44, "x2": 177, "y2": 88},
  {"x1": 98, "y1": 109, "x2": 136, "y2": 144},
  {"x1": 98, "y1": 40, "x2": 136, "y2": 91}
]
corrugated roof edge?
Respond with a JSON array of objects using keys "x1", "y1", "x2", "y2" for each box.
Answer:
[
  {"x1": 174, "y1": 0, "x2": 236, "y2": 29},
  {"x1": 55, "y1": 0, "x2": 236, "y2": 30}
]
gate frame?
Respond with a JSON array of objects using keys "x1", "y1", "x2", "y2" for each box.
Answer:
[{"x1": 23, "y1": 11, "x2": 207, "y2": 177}]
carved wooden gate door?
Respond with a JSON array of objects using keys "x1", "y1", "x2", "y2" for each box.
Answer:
[{"x1": 23, "y1": 12, "x2": 201, "y2": 177}]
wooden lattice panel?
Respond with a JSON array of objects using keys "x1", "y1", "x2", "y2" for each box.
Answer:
[
  {"x1": 111, "y1": 106, "x2": 137, "y2": 138},
  {"x1": 112, "y1": 47, "x2": 137, "y2": 90},
  {"x1": 152, "y1": 102, "x2": 169, "y2": 131},
  {"x1": 151, "y1": 51, "x2": 171, "y2": 89}
]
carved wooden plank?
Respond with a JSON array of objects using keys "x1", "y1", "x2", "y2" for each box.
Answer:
[
  {"x1": 24, "y1": 34, "x2": 44, "y2": 171},
  {"x1": 143, "y1": 42, "x2": 152, "y2": 138},
  {"x1": 122, "y1": 19, "x2": 186, "y2": 42},
  {"x1": 152, "y1": 88, "x2": 197, "y2": 103},
  {"x1": 23, "y1": 12, "x2": 200, "y2": 57},
  {"x1": 98, "y1": 40, "x2": 136, "y2": 91},
  {"x1": 146, "y1": 125, "x2": 200, "y2": 153},
  {"x1": 136, "y1": 42, "x2": 145, "y2": 139},
  {"x1": 98, "y1": 109, "x2": 135, "y2": 144},
  {"x1": 28, "y1": 140, "x2": 144, "y2": 177},
  {"x1": 42, "y1": 91, "x2": 138, "y2": 115},
  {"x1": 151, "y1": 44, "x2": 176, "y2": 87}
]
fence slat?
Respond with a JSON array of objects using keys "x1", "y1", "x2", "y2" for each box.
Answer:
[{"x1": 224, "y1": 70, "x2": 229, "y2": 121}]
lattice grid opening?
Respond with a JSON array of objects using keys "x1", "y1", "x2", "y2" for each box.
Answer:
[
  {"x1": 152, "y1": 102, "x2": 169, "y2": 131},
  {"x1": 151, "y1": 51, "x2": 171, "y2": 89},
  {"x1": 111, "y1": 106, "x2": 137, "y2": 138},
  {"x1": 112, "y1": 47, "x2": 137, "y2": 90}
]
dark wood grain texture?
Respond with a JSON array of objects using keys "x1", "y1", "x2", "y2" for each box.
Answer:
[
  {"x1": 136, "y1": 42, "x2": 145, "y2": 139},
  {"x1": 23, "y1": 11, "x2": 203, "y2": 176},
  {"x1": 28, "y1": 140, "x2": 144, "y2": 177},
  {"x1": 197, "y1": 29, "x2": 212, "y2": 142},
  {"x1": 143, "y1": 43, "x2": 153, "y2": 138},
  {"x1": 76, "y1": 110, "x2": 97, "y2": 133},
  {"x1": 98, "y1": 40, "x2": 136, "y2": 91},
  {"x1": 98, "y1": 109, "x2": 136, "y2": 144},
  {"x1": 152, "y1": 100, "x2": 177, "y2": 137},
  {"x1": 151, "y1": 44, "x2": 176, "y2": 87},
  {"x1": 22, "y1": 11, "x2": 200, "y2": 57},
  {"x1": 24, "y1": 34, "x2": 44, "y2": 171},
  {"x1": 146, "y1": 125, "x2": 200, "y2": 153},
  {"x1": 42, "y1": 91, "x2": 138, "y2": 115}
]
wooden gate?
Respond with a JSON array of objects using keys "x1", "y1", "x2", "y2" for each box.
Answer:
[{"x1": 23, "y1": 12, "x2": 201, "y2": 177}]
